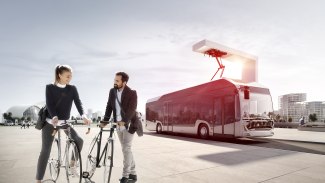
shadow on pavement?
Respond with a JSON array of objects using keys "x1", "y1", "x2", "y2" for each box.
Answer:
[{"x1": 143, "y1": 131, "x2": 325, "y2": 155}]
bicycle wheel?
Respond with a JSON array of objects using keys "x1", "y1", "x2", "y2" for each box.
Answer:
[
  {"x1": 103, "y1": 139, "x2": 114, "y2": 183},
  {"x1": 85, "y1": 137, "x2": 98, "y2": 178},
  {"x1": 65, "y1": 141, "x2": 82, "y2": 183},
  {"x1": 48, "y1": 138, "x2": 60, "y2": 181}
]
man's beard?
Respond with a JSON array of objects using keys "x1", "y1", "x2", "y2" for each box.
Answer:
[{"x1": 114, "y1": 84, "x2": 121, "y2": 89}]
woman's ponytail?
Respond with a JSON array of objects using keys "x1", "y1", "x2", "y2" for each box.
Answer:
[{"x1": 54, "y1": 64, "x2": 72, "y2": 84}]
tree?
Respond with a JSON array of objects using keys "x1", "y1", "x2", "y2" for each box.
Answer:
[
  {"x1": 268, "y1": 112, "x2": 276, "y2": 121},
  {"x1": 3, "y1": 113, "x2": 8, "y2": 120},
  {"x1": 309, "y1": 113, "x2": 317, "y2": 122},
  {"x1": 4, "y1": 112, "x2": 13, "y2": 121},
  {"x1": 27, "y1": 117, "x2": 31, "y2": 121},
  {"x1": 288, "y1": 117, "x2": 292, "y2": 122},
  {"x1": 275, "y1": 114, "x2": 281, "y2": 122}
]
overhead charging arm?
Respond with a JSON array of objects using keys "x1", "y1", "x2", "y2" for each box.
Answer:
[{"x1": 204, "y1": 49, "x2": 227, "y2": 81}]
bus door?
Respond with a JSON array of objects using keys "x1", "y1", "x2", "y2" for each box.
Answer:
[
  {"x1": 213, "y1": 98, "x2": 223, "y2": 135},
  {"x1": 213, "y1": 96, "x2": 235, "y2": 136},
  {"x1": 163, "y1": 102, "x2": 173, "y2": 132},
  {"x1": 223, "y1": 95, "x2": 235, "y2": 135}
]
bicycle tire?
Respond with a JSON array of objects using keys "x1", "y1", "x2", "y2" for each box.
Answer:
[
  {"x1": 48, "y1": 138, "x2": 60, "y2": 181},
  {"x1": 65, "y1": 141, "x2": 82, "y2": 183},
  {"x1": 85, "y1": 137, "x2": 98, "y2": 178},
  {"x1": 103, "y1": 139, "x2": 114, "y2": 183}
]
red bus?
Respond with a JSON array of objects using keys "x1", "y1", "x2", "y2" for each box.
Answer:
[{"x1": 145, "y1": 78, "x2": 274, "y2": 138}]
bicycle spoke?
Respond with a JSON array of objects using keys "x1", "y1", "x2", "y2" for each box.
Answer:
[
  {"x1": 65, "y1": 141, "x2": 82, "y2": 183},
  {"x1": 104, "y1": 140, "x2": 114, "y2": 183},
  {"x1": 85, "y1": 137, "x2": 98, "y2": 179},
  {"x1": 48, "y1": 139, "x2": 60, "y2": 181}
]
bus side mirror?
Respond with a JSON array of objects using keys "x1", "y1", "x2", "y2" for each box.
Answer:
[{"x1": 244, "y1": 86, "x2": 250, "y2": 100}]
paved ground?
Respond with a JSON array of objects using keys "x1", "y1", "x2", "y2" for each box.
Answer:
[
  {"x1": 266, "y1": 128, "x2": 325, "y2": 143},
  {"x1": 0, "y1": 126, "x2": 324, "y2": 183}
]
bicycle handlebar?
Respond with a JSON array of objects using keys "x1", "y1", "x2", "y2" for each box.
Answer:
[
  {"x1": 100, "y1": 120, "x2": 117, "y2": 125},
  {"x1": 51, "y1": 120, "x2": 91, "y2": 136}
]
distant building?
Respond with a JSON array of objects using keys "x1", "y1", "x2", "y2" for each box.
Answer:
[
  {"x1": 306, "y1": 101, "x2": 325, "y2": 122},
  {"x1": 323, "y1": 102, "x2": 325, "y2": 121},
  {"x1": 279, "y1": 93, "x2": 307, "y2": 122},
  {"x1": 92, "y1": 111, "x2": 103, "y2": 120},
  {"x1": 0, "y1": 110, "x2": 3, "y2": 122},
  {"x1": 87, "y1": 109, "x2": 93, "y2": 119},
  {"x1": 278, "y1": 93, "x2": 325, "y2": 122},
  {"x1": 6, "y1": 105, "x2": 41, "y2": 122}
]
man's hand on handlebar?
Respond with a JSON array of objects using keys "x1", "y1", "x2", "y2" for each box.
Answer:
[
  {"x1": 83, "y1": 117, "x2": 91, "y2": 126},
  {"x1": 83, "y1": 116, "x2": 91, "y2": 135},
  {"x1": 99, "y1": 122, "x2": 107, "y2": 128},
  {"x1": 117, "y1": 121, "x2": 125, "y2": 126},
  {"x1": 99, "y1": 120, "x2": 124, "y2": 128}
]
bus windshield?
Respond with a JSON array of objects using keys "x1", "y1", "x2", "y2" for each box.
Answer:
[{"x1": 240, "y1": 92, "x2": 273, "y2": 119}]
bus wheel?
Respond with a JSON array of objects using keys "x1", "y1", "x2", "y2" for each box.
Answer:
[
  {"x1": 198, "y1": 124, "x2": 209, "y2": 139},
  {"x1": 156, "y1": 123, "x2": 162, "y2": 134}
]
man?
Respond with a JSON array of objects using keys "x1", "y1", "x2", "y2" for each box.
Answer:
[
  {"x1": 101, "y1": 72, "x2": 138, "y2": 183},
  {"x1": 299, "y1": 116, "x2": 305, "y2": 126},
  {"x1": 21, "y1": 120, "x2": 26, "y2": 129}
]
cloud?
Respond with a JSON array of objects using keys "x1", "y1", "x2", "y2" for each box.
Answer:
[{"x1": 1, "y1": 0, "x2": 325, "y2": 113}]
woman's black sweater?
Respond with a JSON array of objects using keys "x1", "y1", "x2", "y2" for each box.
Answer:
[{"x1": 46, "y1": 84, "x2": 84, "y2": 120}]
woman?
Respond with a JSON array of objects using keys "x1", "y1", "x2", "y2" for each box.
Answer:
[{"x1": 36, "y1": 65, "x2": 90, "y2": 183}]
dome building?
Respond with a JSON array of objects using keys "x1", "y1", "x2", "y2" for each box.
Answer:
[{"x1": 6, "y1": 102, "x2": 44, "y2": 122}]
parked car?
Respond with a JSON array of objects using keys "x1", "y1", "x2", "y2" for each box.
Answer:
[{"x1": 4, "y1": 120, "x2": 14, "y2": 126}]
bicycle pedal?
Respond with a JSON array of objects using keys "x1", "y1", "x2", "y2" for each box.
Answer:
[{"x1": 82, "y1": 171, "x2": 90, "y2": 178}]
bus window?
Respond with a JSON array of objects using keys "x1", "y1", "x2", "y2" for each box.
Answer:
[
  {"x1": 172, "y1": 104, "x2": 180, "y2": 124},
  {"x1": 146, "y1": 106, "x2": 152, "y2": 121},
  {"x1": 180, "y1": 102, "x2": 195, "y2": 125},
  {"x1": 214, "y1": 98, "x2": 222, "y2": 126},
  {"x1": 240, "y1": 92, "x2": 273, "y2": 119},
  {"x1": 158, "y1": 109, "x2": 163, "y2": 122},
  {"x1": 196, "y1": 97, "x2": 213, "y2": 123}
]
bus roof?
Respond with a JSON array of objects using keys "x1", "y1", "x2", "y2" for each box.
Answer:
[{"x1": 146, "y1": 78, "x2": 270, "y2": 104}]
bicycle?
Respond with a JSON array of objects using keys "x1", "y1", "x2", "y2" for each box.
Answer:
[
  {"x1": 47, "y1": 122, "x2": 84, "y2": 183},
  {"x1": 82, "y1": 120, "x2": 117, "y2": 183}
]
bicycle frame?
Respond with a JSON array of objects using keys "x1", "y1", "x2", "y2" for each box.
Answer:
[
  {"x1": 90, "y1": 125, "x2": 115, "y2": 168},
  {"x1": 83, "y1": 122, "x2": 116, "y2": 182},
  {"x1": 54, "y1": 125, "x2": 74, "y2": 168}
]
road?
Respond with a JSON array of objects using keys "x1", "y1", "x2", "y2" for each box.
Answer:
[{"x1": 0, "y1": 126, "x2": 324, "y2": 183}]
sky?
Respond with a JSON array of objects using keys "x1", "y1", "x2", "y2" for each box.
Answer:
[{"x1": 1, "y1": 0, "x2": 325, "y2": 116}]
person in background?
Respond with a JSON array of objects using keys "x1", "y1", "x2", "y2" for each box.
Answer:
[{"x1": 299, "y1": 116, "x2": 305, "y2": 126}]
